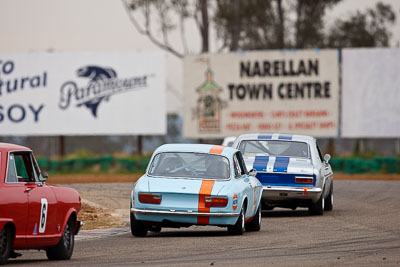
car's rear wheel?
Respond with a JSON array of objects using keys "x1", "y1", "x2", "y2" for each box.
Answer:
[
  {"x1": 324, "y1": 182, "x2": 334, "y2": 211},
  {"x1": 228, "y1": 208, "x2": 245, "y2": 235},
  {"x1": 309, "y1": 193, "x2": 324, "y2": 216},
  {"x1": 245, "y1": 203, "x2": 262, "y2": 232},
  {"x1": 130, "y1": 213, "x2": 148, "y2": 237},
  {"x1": 0, "y1": 226, "x2": 12, "y2": 265},
  {"x1": 262, "y1": 203, "x2": 274, "y2": 211},
  {"x1": 148, "y1": 225, "x2": 162, "y2": 233},
  {"x1": 46, "y1": 218, "x2": 75, "y2": 260}
]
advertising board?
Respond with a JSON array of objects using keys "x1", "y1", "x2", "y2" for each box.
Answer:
[
  {"x1": 0, "y1": 52, "x2": 166, "y2": 135},
  {"x1": 342, "y1": 48, "x2": 400, "y2": 138},
  {"x1": 183, "y1": 50, "x2": 339, "y2": 138}
]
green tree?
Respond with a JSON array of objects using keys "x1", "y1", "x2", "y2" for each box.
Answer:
[
  {"x1": 294, "y1": 0, "x2": 341, "y2": 48},
  {"x1": 214, "y1": 0, "x2": 396, "y2": 51},
  {"x1": 122, "y1": 1, "x2": 397, "y2": 55},
  {"x1": 326, "y1": 2, "x2": 396, "y2": 48},
  {"x1": 214, "y1": 0, "x2": 341, "y2": 51},
  {"x1": 214, "y1": 0, "x2": 279, "y2": 50}
]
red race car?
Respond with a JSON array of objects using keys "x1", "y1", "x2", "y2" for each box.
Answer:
[{"x1": 0, "y1": 143, "x2": 82, "y2": 265}]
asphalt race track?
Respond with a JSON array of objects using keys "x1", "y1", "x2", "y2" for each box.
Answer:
[{"x1": 8, "y1": 180, "x2": 400, "y2": 266}]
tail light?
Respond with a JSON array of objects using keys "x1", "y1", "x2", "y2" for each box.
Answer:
[
  {"x1": 295, "y1": 177, "x2": 314, "y2": 183},
  {"x1": 138, "y1": 193, "x2": 162, "y2": 204},
  {"x1": 205, "y1": 196, "x2": 228, "y2": 207}
]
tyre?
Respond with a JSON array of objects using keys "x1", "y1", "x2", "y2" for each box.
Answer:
[
  {"x1": 324, "y1": 182, "x2": 333, "y2": 211},
  {"x1": 130, "y1": 213, "x2": 148, "y2": 237},
  {"x1": 262, "y1": 203, "x2": 274, "y2": 211},
  {"x1": 309, "y1": 193, "x2": 325, "y2": 216},
  {"x1": 245, "y1": 203, "x2": 262, "y2": 232},
  {"x1": 228, "y1": 208, "x2": 245, "y2": 235},
  {"x1": 46, "y1": 218, "x2": 75, "y2": 260},
  {"x1": 0, "y1": 226, "x2": 12, "y2": 265},
  {"x1": 149, "y1": 225, "x2": 162, "y2": 233}
]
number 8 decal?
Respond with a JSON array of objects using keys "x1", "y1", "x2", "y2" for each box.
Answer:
[{"x1": 39, "y1": 198, "x2": 48, "y2": 233}]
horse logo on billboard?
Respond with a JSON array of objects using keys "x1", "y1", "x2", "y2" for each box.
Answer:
[{"x1": 76, "y1": 66, "x2": 117, "y2": 117}]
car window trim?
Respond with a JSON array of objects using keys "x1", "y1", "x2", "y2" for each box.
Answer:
[
  {"x1": 236, "y1": 152, "x2": 248, "y2": 174},
  {"x1": 5, "y1": 150, "x2": 42, "y2": 185},
  {"x1": 316, "y1": 142, "x2": 324, "y2": 163},
  {"x1": 29, "y1": 153, "x2": 40, "y2": 182},
  {"x1": 233, "y1": 154, "x2": 241, "y2": 178}
]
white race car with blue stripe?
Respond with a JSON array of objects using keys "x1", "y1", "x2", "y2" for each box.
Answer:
[{"x1": 233, "y1": 133, "x2": 333, "y2": 215}]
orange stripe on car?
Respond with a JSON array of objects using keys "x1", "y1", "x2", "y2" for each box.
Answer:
[
  {"x1": 198, "y1": 180, "x2": 215, "y2": 224},
  {"x1": 209, "y1": 145, "x2": 224, "y2": 154}
]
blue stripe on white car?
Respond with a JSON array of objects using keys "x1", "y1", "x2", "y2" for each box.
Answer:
[
  {"x1": 247, "y1": 156, "x2": 310, "y2": 174},
  {"x1": 278, "y1": 134, "x2": 292, "y2": 140},
  {"x1": 273, "y1": 157, "x2": 290, "y2": 172},
  {"x1": 258, "y1": 134, "x2": 272, "y2": 140},
  {"x1": 253, "y1": 156, "x2": 269, "y2": 172}
]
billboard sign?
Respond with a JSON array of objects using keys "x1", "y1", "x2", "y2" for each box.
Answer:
[
  {"x1": 183, "y1": 50, "x2": 339, "y2": 138},
  {"x1": 0, "y1": 52, "x2": 166, "y2": 135},
  {"x1": 342, "y1": 48, "x2": 400, "y2": 138}
]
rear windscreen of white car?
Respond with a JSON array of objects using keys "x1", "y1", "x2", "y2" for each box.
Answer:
[
  {"x1": 239, "y1": 140, "x2": 309, "y2": 158},
  {"x1": 149, "y1": 152, "x2": 230, "y2": 179}
]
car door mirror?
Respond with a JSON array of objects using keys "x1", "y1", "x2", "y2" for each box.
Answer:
[
  {"x1": 248, "y1": 168, "x2": 257, "y2": 177},
  {"x1": 40, "y1": 171, "x2": 49, "y2": 182},
  {"x1": 323, "y1": 154, "x2": 331, "y2": 163}
]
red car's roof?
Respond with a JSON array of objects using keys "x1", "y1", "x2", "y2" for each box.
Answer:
[{"x1": 0, "y1": 142, "x2": 31, "y2": 152}]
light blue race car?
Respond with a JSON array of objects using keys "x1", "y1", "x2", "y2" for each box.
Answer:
[{"x1": 130, "y1": 144, "x2": 263, "y2": 237}]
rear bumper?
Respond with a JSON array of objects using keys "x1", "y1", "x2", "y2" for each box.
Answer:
[
  {"x1": 131, "y1": 208, "x2": 238, "y2": 217},
  {"x1": 131, "y1": 208, "x2": 239, "y2": 226},
  {"x1": 262, "y1": 185, "x2": 322, "y2": 201}
]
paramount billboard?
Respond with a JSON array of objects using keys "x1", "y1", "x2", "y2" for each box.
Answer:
[
  {"x1": 0, "y1": 52, "x2": 166, "y2": 135},
  {"x1": 183, "y1": 49, "x2": 339, "y2": 138}
]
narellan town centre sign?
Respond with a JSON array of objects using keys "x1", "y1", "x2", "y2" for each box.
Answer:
[
  {"x1": 0, "y1": 52, "x2": 166, "y2": 136},
  {"x1": 183, "y1": 49, "x2": 339, "y2": 138}
]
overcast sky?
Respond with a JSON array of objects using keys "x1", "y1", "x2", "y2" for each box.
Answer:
[{"x1": 1, "y1": 0, "x2": 399, "y2": 113}]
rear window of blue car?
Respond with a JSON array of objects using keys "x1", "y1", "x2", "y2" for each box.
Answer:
[
  {"x1": 148, "y1": 152, "x2": 230, "y2": 180},
  {"x1": 239, "y1": 140, "x2": 310, "y2": 158}
]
